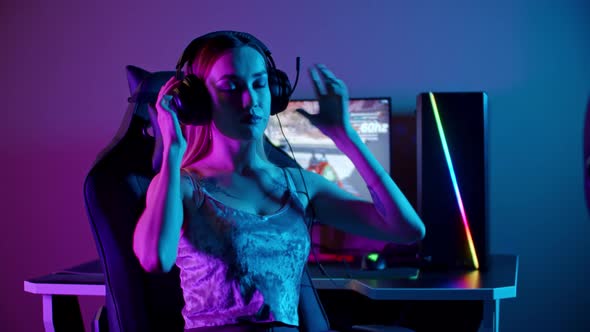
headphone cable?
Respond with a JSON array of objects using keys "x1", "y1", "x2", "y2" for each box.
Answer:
[
  {"x1": 273, "y1": 55, "x2": 340, "y2": 286},
  {"x1": 275, "y1": 113, "x2": 340, "y2": 288}
]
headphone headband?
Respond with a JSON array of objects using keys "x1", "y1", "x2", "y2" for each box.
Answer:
[
  {"x1": 171, "y1": 30, "x2": 295, "y2": 120},
  {"x1": 175, "y1": 30, "x2": 276, "y2": 78}
]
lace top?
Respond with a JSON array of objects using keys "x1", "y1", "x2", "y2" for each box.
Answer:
[{"x1": 176, "y1": 168, "x2": 311, "y2": 330}]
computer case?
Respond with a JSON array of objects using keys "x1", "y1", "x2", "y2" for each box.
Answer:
[{"x1": 416, "y1": 92, "x2": 489, "y2": 270}]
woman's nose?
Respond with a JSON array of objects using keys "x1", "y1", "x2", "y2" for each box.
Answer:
[{"x1": 242, "y1": 87, "x2": 258, "y2": 109}]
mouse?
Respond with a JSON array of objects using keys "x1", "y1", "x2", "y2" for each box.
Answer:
[
  {"x1": 361, "y1": 242, "x2": 421, "y2": 270},
  {"x1": 361, "y1": 252, "x2": 387, "y2": 270}
]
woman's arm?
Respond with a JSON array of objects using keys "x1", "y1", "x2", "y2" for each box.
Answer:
[
  {"x1": 296, "y1": 64, "x2": 425, "y2": 244},
  {"x1": 298, "y1": 131, "x2": 424, "y2": 244},
  {"x1": 133, "y1": 153, "x2": 189, "y2": 273},
  {"x1": 132, "y1": 77, "x2": 190, "y2": 273}
]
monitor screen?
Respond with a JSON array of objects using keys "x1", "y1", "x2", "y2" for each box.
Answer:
[
  {"x1": 265, "y1": 98, "x2": 392, "y2": 254},
  {"x1": 265, "y1": 98, "x2": 391, "y2": 201}
]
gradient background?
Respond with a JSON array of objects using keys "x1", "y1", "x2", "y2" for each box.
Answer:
[{"x1": 2, "y1": 0, "x2": 589, "y2": 331}]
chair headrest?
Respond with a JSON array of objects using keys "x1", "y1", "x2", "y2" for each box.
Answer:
[
  {"x1": 126, "y1": 65, "x2": 174, "y2": 171},
  {"x1": 126, "y1": 65, "x2": 175, "y2": 119}
]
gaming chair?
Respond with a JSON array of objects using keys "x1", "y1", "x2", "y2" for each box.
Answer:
[{"x1": 83, "y1": 63, "x2": 412, "y2": 332}]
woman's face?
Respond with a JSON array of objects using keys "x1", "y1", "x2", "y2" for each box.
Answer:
[{"x1": 204, "y1": 46, "x2": 271, "y2": 140}]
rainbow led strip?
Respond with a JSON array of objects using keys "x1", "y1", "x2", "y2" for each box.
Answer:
[{"x1": 428, "y1": 92, "x2": 479, "y2": 269}]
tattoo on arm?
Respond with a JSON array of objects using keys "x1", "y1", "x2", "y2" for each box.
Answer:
[{"x1": 367, "y1": 185, "x2": 387, "y2": 218}]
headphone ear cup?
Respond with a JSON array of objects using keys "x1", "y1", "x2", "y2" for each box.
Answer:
[
  {"x1": 269, "y1": 69, "x2": 292, "y2": 115},
  {"x1": 170, "y1": 74, "x2": 212, "y2": 125}
]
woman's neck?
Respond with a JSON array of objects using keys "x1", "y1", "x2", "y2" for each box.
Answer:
[{"x1": 195, "y1": 132, "x2": 269, "y2": 176}]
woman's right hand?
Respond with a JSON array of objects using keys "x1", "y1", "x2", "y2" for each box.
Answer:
[{"x1": 153, "y1": 77, "x2": 187, "y2": 162}]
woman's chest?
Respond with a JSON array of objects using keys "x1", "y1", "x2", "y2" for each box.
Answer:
[
  {"x1": 202, "y1": 172, "x2": 291, "y2": 215},
  {"x1": 182, "y1": 200, "x2": 311, "y2": 266}
]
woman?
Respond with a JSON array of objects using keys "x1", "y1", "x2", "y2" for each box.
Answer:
[{"x1": 133, "y1": 31, "x2": 425, "y2": 332}]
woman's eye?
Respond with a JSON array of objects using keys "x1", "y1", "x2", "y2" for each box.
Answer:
[
  {"x1": 253, "y1": 79, "x2": 267, "y2": 89},
  {"x1": 217, "y1": 80, "x2": 237, "y2": 91}
]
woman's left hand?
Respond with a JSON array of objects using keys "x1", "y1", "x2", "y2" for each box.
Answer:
[{"x1": 296, "y1": 64, "x2": 353, "y2": 140}]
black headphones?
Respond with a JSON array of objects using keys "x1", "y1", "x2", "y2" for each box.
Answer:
[{"x1": 169, "y1": 30, "x2": 296, "y2": 125}]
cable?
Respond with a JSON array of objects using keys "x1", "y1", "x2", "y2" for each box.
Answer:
[
  {"x1": 275, "y1": 113, "x2": 341, "y2": 288},
  {"x1": 268, "y1": 55, "x2": 342, "y2": 287},
  {"x1": 274, "y1": 115, "x2": 313, "y2": 228}
]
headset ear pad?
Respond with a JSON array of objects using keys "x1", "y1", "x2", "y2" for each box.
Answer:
[
  {"x1": 170, "y1": 74, "x2": 212, "y2": 125},
  {"x1": 269, "y1": 69, "x2": 292, "y2": 116}
]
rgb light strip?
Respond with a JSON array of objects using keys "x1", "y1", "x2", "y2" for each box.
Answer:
[{"x1": 428, "y1": 92, "x2": 479, "y2": 269}]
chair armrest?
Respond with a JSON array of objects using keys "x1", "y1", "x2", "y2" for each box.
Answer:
[
  {"x1": 92, "y1": 305, "x2": 109, "y2": 332},
  {"x1": 298, "y1": 267, "x2": 332, "y2": 332}
]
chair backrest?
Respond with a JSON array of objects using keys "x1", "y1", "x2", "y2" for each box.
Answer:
[
  {"x1": 83, "y1": 65, "x2": 330, "y2": 332},
  {"x1": 84, "y1": 67, "x2": 184, "y2": 332}
]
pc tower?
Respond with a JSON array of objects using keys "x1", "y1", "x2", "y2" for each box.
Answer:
[{"x1": 417, "y1": 92, "x2": 489, "y2": 270}]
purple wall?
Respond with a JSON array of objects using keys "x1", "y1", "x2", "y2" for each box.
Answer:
[{"x1": 2, "y1": 0, "x2": 589, "y2": 331}]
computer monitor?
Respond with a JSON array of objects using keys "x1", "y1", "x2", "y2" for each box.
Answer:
[{"x1": 265, "y1": 98, "x2": 392, "y2": 254}]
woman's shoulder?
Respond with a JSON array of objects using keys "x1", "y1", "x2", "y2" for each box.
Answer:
[
  {"x1": 179, "y1": 168, "x2": 203, "y2": 201},
  {"x1": 281, "y1": 167, "x2": 322, "y2": 194},
  {"x1": 282, "y1": 166, "x2": 345, "y2": 197}
]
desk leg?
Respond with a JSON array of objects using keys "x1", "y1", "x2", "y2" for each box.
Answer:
[
  {"x1": 479, "y1": 299, "x2": 499, "y2": 332},
  {"x1": 42, "y1": 295, "x2": 85, "y2": 332}
]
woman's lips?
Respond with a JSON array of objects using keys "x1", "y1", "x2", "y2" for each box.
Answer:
[{"x1": 241, "y1": 114, "x2": 263, "y2": 124}]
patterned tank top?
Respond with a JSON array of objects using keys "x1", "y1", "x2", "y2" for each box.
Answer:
[{"x1": 175, "y1": 168, "x2": 311, "y2": 330}]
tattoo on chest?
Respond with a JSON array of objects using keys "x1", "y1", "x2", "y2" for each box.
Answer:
[
  {"x1": 200, "y1": 173, "x2": 289, "y2": 201},
  {"x1": 367, "y1": 185, "x2": 387, "y2": 218},
  {"x1": 201, "y1": 179, "x2": 242, "y2": 199}
]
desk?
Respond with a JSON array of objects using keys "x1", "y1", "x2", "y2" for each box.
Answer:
[{"x1": 24, "y1": 254, "x2": 518, "y2": 332}]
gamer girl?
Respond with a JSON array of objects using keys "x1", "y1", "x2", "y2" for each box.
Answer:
[{"x1": 132, "y1": 30, "x2": 425, "y2": 332}]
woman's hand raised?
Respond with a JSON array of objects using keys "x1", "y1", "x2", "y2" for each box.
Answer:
[
  {"x1": 152, "y1": 76, "x2": 187, "y2": 162},
  {"x1": 296, "y1": 64, "x2": 353, "y2": 141}
]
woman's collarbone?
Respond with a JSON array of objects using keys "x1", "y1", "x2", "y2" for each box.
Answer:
[{"x1": 203, "y1": 173, "x2": 289, "y2": 215}]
